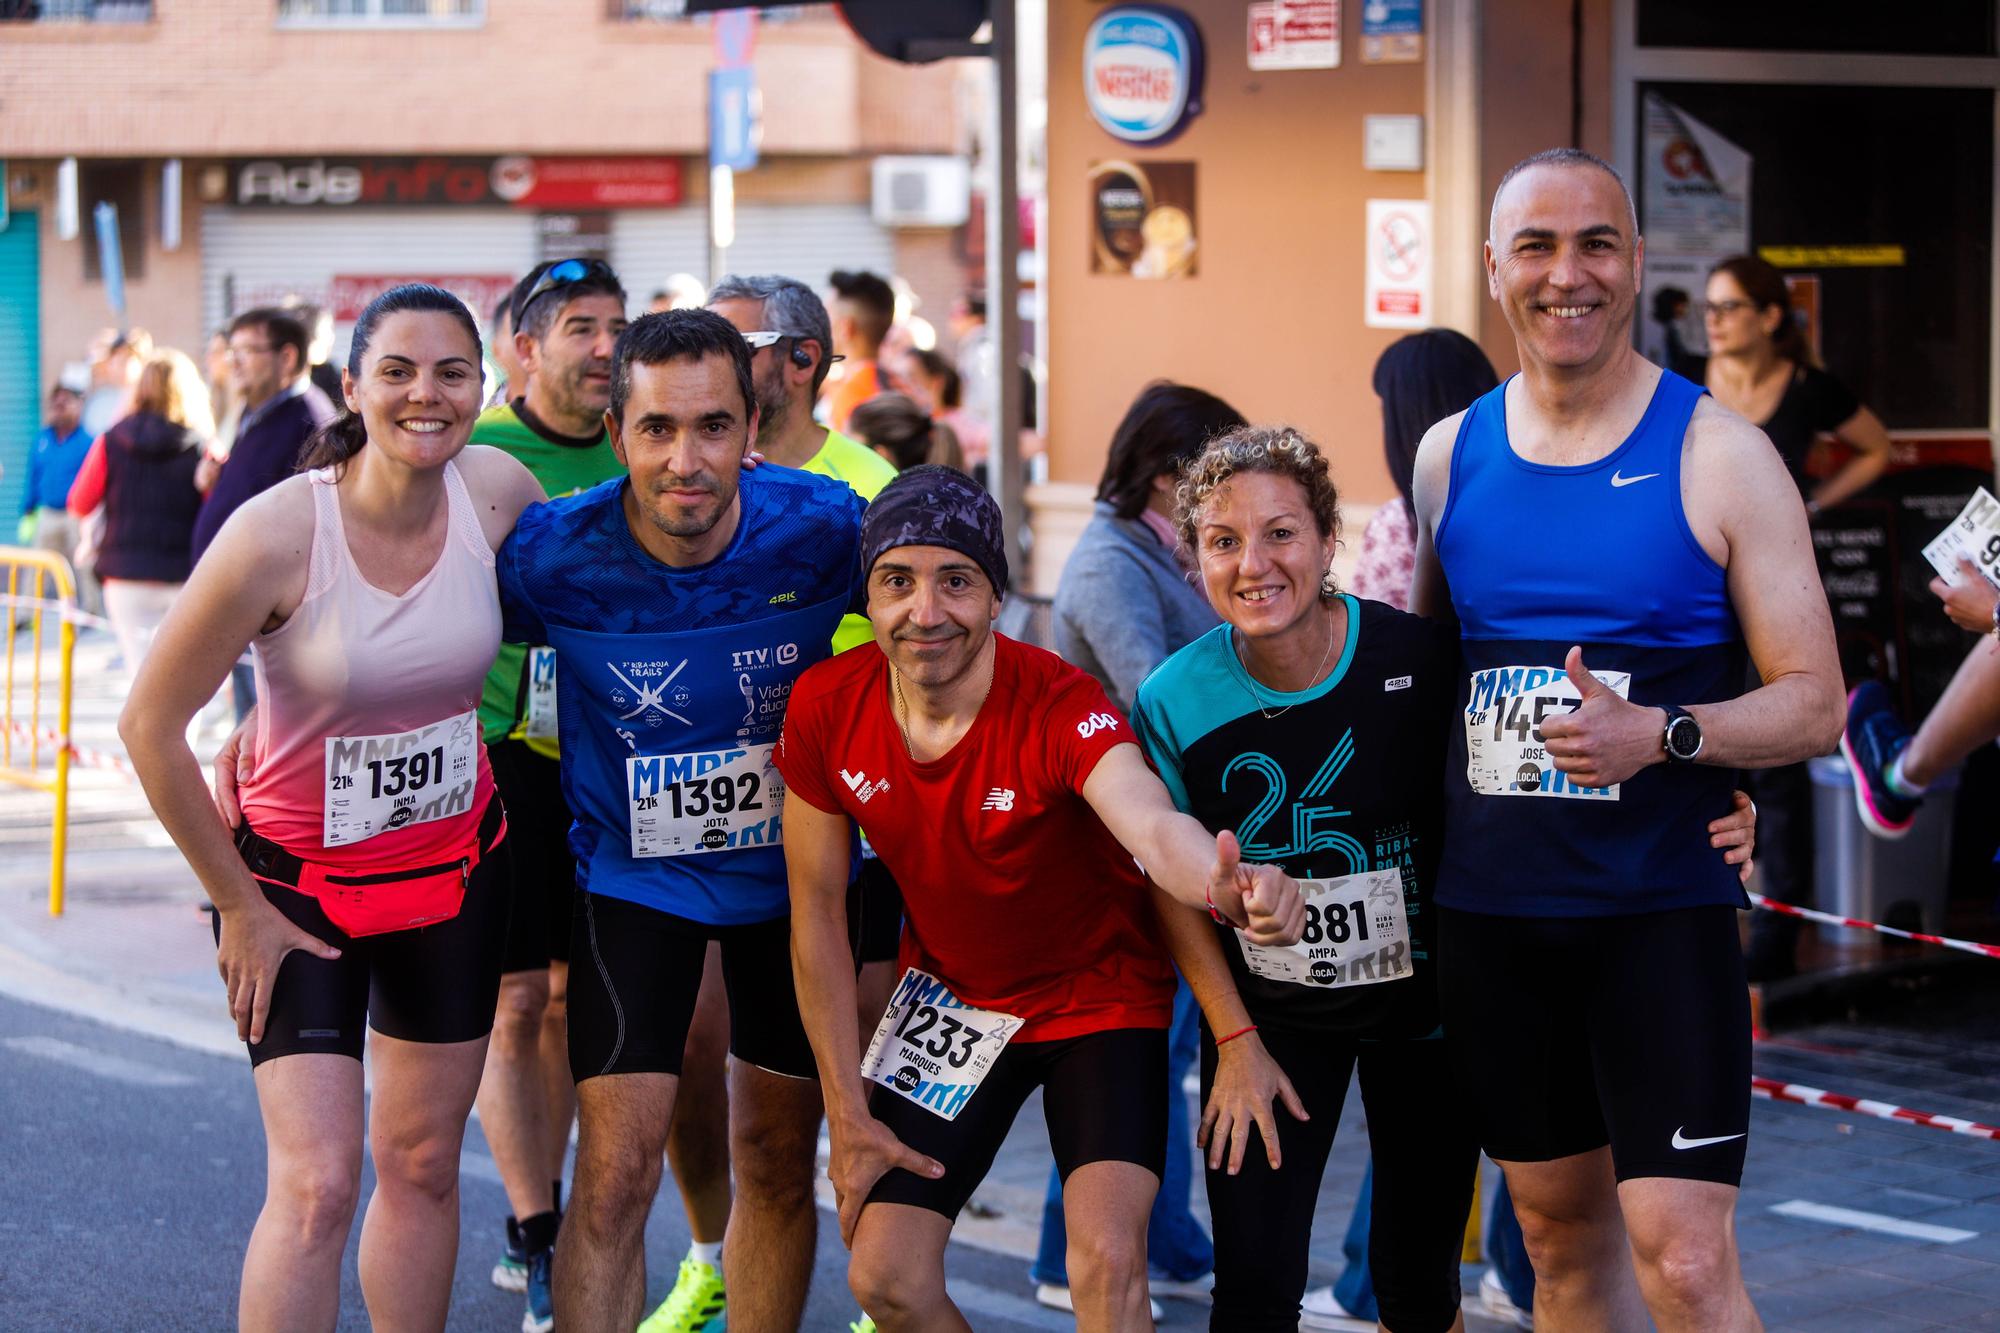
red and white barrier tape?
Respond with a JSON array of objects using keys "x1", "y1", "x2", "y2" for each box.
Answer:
[
  {"x1": 1, "y1": 720, "x2": 137, "y2": 778},
  {"x1": 1747, "y1": 892, "x2": 2000, "y2": 961},
  {"x1": 1752, "y1": 1075, "x2": 2000, "y2": 1142},
  {"x1": 0, "y1": 593, "x2": 115, "y2": 633}
]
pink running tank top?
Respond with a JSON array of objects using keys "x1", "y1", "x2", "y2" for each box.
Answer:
[{"x1": 239, "y1": 462, "x2": 501, "y2": 871}]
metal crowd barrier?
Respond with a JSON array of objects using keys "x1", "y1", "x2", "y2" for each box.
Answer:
[{"x1": 0, "y1": 546, "x2": 78, "y2": 917}]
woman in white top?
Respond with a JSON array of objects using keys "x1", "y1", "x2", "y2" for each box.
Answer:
[{"x1": 121, "y1": 284, "x2": 546, "y2": 1332}]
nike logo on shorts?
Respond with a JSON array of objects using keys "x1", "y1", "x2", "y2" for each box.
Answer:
[
  {"x1": 1672, "y1": 1127, "x2": 1746, "y2": 1150},
  {"x1": 1610, "y1": 470, "x2": 1660, "y2": 488}
]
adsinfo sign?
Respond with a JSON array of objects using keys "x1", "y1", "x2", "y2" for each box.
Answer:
[{"x1": 1083, "y1": 6, "x2": 1205, "y2": 145}]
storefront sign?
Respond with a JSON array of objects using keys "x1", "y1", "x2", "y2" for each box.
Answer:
[
  {"x1": 1364, "y1": 198, "x2": 1430, "y2": 328},
  {"x1": 1359, "y1": 0, "x2": 1422, "y2": 63},
  {"x1": 1089, "y1": 160, "x2": 1198, "y2": 279},
  {"x1": 1758, "y1": 244, "x2": 1906, "y2": 268},
  {"x1": 1248, "y1": 1, "x2": 1339, "y2": 71},
  {"x1": 233, "y1": 157, "x2": 683, "y2": 209},
  {"x1": 1083, "y1": 6, "x2": 1205, "y2": 145},
  {"x1": 328, "y1": 274, "x2": 516, "y2": 323},
  {"x1": 537, "y1": 213, "x2": 613, "y2": 265}
]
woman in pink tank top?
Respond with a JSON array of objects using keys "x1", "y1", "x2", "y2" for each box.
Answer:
[{"x1": 121, "y1": 284, "x2": 547, "y2": 1331}]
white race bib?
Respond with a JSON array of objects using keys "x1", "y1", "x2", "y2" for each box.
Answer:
[
  {"x1": 323, "y1": 710, "x2": 480, "y2": 847},
  {"x1": 1463, "y1": 663, "x2": 1631, "y2": 800},
  {"x1": 1234, "y1": 869, "x2": 1412, "y2": 989},
  {"x1": 861, "y1": 968, "x2": 1022, "y2": 1120},
  {"x1": 1921, "y1": 486, "x2": 2000, "y2": 592},
  {"x1": 626, "y1": 742, "x2": 783, "y2": 857},
  {"x1": 524, "y1": 646, "x2": 559, "y2": 740}
]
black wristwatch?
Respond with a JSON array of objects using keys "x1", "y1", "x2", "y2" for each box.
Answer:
[{"x1": 1662, "y1": 705, "x2": 1703, "y2": 764}]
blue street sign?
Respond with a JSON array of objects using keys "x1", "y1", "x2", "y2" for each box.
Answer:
[{"x1": 709, "y1": 67, "x2": 760, "y2": 172}]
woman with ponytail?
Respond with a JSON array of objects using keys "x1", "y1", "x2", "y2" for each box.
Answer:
[{"x1": 119, "y1": 284, "x2": 547, "y2": 1331}]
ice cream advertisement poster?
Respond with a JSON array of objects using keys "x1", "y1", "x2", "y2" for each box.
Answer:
[{"x1": 1089, "y1": 160, "x2": 1199, "y2": 280}]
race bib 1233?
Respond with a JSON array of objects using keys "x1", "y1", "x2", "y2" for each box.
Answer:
[{"x1": 861, "y1": 969, "x2": 1022, "y2": 1120}]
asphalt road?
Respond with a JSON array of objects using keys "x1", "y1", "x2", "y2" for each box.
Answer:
[{"x1": 0, "y1": 991, "x2": 1069, "y2": 1332}]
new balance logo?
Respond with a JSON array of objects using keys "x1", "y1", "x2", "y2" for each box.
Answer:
[
  {"x1": 1076, "y1": 712, "x2": 1120, "y2": 740},
  {"x1": 841, "y1": 768, "x2": 890, "y2": 805},
  {"x1": 982, "y1": 788, "x2": 1016, "y2": 812}
]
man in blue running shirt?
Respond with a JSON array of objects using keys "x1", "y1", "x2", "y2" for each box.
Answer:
[
  {"x1": 500, "y1": 309, "x2": 866, "y2": 1333},
  {"x1": 1410, "y1": 149, "x2": 1843, "y2": 1332}
]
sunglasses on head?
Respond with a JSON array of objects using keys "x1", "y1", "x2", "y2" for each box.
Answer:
[{"x1": 514, "y1": 258, "x2": 618, "y2": 326}]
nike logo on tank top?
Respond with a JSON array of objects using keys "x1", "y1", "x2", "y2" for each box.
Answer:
[{"x1": 1432, "y1": 370, "x2": 1747, "y2": 917}]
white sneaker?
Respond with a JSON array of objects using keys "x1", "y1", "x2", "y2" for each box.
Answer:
[
  {"x1": 1298, "y1": 1284, "x2": 1374, "y2": 1332},
  {"x1": 1479, "y1": 1266, "x2": 1534, "y2": 1329},
  {"x1": 1033, "y1": 1283, "x2": 1163, "y2": 1320},
  {"x1": 1148, "y1": 1271, "x2": 1212, "y2": 1303}
]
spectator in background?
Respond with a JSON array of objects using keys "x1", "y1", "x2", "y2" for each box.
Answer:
[
  {"x1": 82, "y1": 327, "x2": 152, "y2": 438},
  {"x1": 192, "y1": 308, "x2": 334, "y2": 718},
  {"x1": 21, "y1": 384, "x2": 97, "y2": 611},
  {"x1": 823, "y1": 268, "x2": 895, "y2": 432},
  {"x1": 648, "y1": 273, "x2": 706, "y2": 314},
  {"x1": 1348, "y1": 329, "x2": 1499, "y2": 611},
  {"x1": 1693, "y1": 253, "x2": 1895, "y2": 982},
  {"x1": 1030, "y1": 381, "x2": 1247, "y2": 1319},
  {"x1": 487, "y1": 292, "x2": 525, "y2": 409},
  {"x1": 1301, "y1": 328, "x2": 1537, "y2": 1333},
  {"x1": 896, "y1": 346, "x2": 990, "y2": 475},
  {"x1": 66, "y1": 349, "x2": 211, "y2": 677},
  {"x1": 846, "y1": 392, "x2": 963, "y2": 474},
  {"x1": 285, "y1": 300, "x2": 345, "y2": 404},
  {"x1": 1652, "y1": 287, "x2": 1695, "y2": 379},
  {"x1": 203, "y1": 329, "x2": 241, "y2": 460}
]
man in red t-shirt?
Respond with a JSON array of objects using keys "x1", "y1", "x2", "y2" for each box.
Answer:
[{"x1": 775, "y1": 465, "x2": 1305, "y2": 1331}]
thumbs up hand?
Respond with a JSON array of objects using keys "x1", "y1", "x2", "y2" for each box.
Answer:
[
  {"x1": 1205, "y1": 830, "x2": 1305, "y2": 946},
  {"x1": 1536, "y1": 645, "x2": 1667, "y2": 789}
]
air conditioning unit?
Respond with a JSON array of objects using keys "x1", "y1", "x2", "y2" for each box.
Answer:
[{"x1": 872, "y1": 156, "x2": 971, "y2": 228}]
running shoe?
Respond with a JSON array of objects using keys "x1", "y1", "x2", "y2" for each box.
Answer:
[
  {"x1": 849, "y1": 1319, "x2": 875, "y2": 1333},
  {"x1": 637, "y1": 1257, "x2": 727, "y2": 1333},
  {"x1": 1478, "y1": 1266, "x2": 1533, "y2": 1329},
  {"x1": 1032, "y1": 1283, "x2": 1163, "y2": 1320},
  {"x1": 491, "y1": 1216, "x2": 527, "y2": 1293},
  {"x1": 522, "y1": 1245, "x2": 554, "y2": 1333},
  {"x1": 1148, "y1": 1270, "x2": 1213, "y2": 1303},
  {"x1": 1841, "y1": 681, "x2": 1919, "y2": 839},
  {"x1": 1298, "y1": 1284, "x2": 1374, "y2": 1332}
]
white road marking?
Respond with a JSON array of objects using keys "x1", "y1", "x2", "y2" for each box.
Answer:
[
  {"x1": 1771, "y1": 1199, "x2": 1977, "y2": 1244},
  {"x1": 2, "y1": 1035, "x2": 197, "y2": 1087}
]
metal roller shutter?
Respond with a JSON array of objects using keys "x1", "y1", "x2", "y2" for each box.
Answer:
[
  {"x1": 200, "y1": 207, "x2": 539, "y2": 356},
  {"x1": 611, "y1": 203, "x2": 895, "y2": 301}
]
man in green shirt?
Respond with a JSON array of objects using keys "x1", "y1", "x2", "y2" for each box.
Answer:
[{"x1": 474, "y1": 257, "x2": 630, "y2": 1333}]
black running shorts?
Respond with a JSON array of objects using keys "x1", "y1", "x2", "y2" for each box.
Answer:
[
  {"x1": 566, "y1": 891, "x2": 818, "y2": 1083},
  {"x1": 1438, "y1": 903, "x2": 1751, "y2": 1185},
  {"x1": 865, "y1": 1026, "x2": 1167, "y2": 1220},
  {"x1": 488, "y1": 739, "x2": 576, "y2": 973},
  {"x1": 846, "y1": 855, "x2": 905, "y2": 966},
  {"x1": 220, "y1": 804, "x2": 512, "y2": 1067}
]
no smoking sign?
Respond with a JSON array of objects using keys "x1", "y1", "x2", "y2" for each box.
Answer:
[{"x1": 1365, "y1": 198, "x2": 1431, "y2": 328}]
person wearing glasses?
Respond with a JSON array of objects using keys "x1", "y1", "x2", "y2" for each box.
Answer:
[
  {"x1": 190, "y1": 308, "x2": 335, "y2": 569},
  {"x1": 466, "y1": 257, "x2": 631, "y2": 1333},
  {"x1": 621, "y1": 274, "x2": 904, "y2": 1333},
  {"x1": 1691, "y1": 253, "x2": 1893, "y2": 983}
]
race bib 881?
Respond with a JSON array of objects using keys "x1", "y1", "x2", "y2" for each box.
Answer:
[{"x1": 1464, "y1": 663, "x2": 1631, "y2": 800}]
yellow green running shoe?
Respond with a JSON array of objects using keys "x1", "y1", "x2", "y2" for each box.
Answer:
[
  {"x1": 638, "y1": 1257, "x2": 726, "y2": 1333},
  {"x1": 849, "y1": 1318, "x2": 875, "y2": 1333}
]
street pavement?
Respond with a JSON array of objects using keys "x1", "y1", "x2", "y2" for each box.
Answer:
[{"x1": 4, "y1": 627, "x2": 2000, "y2": 1329}]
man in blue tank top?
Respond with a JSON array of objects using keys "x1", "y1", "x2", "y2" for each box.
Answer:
[
  {"x1": 497, "y1": 309, "x2": 867, "y2": 1333},
  {"x1": 1410, "y1": 148, "x2": 1844, "y2": 1332}
]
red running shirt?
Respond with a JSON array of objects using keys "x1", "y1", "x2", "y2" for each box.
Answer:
[{"x1": 777, "y1": 634, "x2": 1175, "y2": 1041}]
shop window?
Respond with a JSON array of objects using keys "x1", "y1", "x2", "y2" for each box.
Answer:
[
  {"x1": 1636, "y1": 80, "x2": 1992, "y2": 429},
  {"x1": 0, "y1": 0, "x2": 153, "y2": 21},
  {"x1": 609, "y1": 1, "x2": 813, "y2": 23},
  {"x1": 79, "y1": 162, "x2": 146, "y2": 283},
  {"x1": 276, "y1": 0, "x2": 482, "y2": 26},
  {"x1": 1637, "y1": 1, "x2": 1995, "y2": 57}
]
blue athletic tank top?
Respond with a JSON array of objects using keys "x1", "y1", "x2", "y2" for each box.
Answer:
[{"x1": 1432, "y1": 369, "x2": 1746, "y2": 917}]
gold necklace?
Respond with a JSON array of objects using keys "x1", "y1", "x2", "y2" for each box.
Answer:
[
  {"x1": 891, "y1": 657, "x2": 994, "y2": 761},
  {"x1": 1236, "y1": 604, "x2": 1338, "y2": 720}
]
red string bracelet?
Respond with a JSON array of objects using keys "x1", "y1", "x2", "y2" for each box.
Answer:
[
  {"x1": 1214, "y1": 1024, "x2": 1258, "y2": 1048},
  {"x1": 1205, "y1": 880, "x2": 1233, "y2": 927}
]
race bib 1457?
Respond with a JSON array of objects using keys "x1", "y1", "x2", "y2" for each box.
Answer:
[{"x1": 1464, "y1": 663, "x2": 1630, "y2": 800}]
